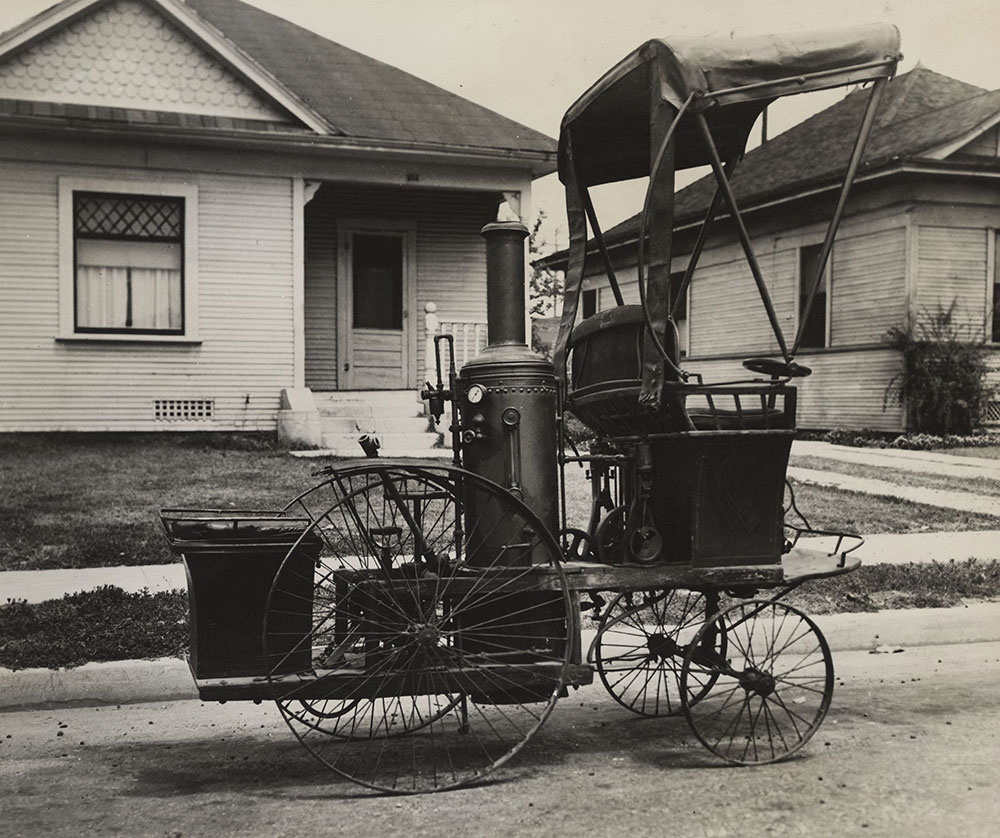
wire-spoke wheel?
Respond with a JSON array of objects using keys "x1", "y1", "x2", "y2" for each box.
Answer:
[
  {"x1": 595, "y1": 589, "x2": 723, "y2": 717},
  {"x1": 680, "y1": 599, "x2": 834, "y2": 765},
  {"x1": 263, "y1": 462, "x2": 575, "y2": 793}
]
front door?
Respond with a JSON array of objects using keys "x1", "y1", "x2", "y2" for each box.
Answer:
[{"x1": 338, "y1": 224, "x2": 414, "y2": 389}]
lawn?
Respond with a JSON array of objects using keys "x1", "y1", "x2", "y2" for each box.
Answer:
[
  {"x1": 0, "y1": 433, "x2": 331, "y2": 571},
  {"x1": 2, "y1": 432, "x2": 998, "y2": 572}
]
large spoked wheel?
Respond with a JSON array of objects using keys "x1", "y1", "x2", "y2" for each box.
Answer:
[
  {"x1": 263, "y1": 462, "x2": 574, "y2": 794},
  {"x1": 680, "y1": 599, "x2": 834, "y2": 765},
  {"x1": 595, "y1": 589, "x2": 723, "y2": 717}
]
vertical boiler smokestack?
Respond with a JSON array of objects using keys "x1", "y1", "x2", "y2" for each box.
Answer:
[{"x1": 481, "y1": 220, "x2": 529, "y2": 347}]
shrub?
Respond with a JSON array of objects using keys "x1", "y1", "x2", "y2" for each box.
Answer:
[
  {"x1": 884, "y1": 303, "x2": 994, "y2": 435},
  {"x1": 822, "y1": 427, "x2": 1000, "y2": 450}
]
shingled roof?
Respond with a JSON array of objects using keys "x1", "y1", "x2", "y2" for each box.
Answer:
[
  {"x1": 0, "y1": 0, "x2": 557, "y2": 167},
  {"x1": 183, "y1": 0, "x2": 555, "y2": 154},
  {"x1": 557, "y1": 66, "x2": 1000, "y2": 256}
]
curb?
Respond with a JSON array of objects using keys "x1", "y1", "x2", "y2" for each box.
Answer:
[
  {"x1": 0, "y1": 657, "x2": 196, "y2": 710},
  {"x1": 3, "y1": 601, "x2": 999, "y2": 710}
]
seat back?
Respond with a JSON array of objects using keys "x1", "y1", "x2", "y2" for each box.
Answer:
[
  {"x1": 569, "y1": 305, "x2": 679, "y2": 391},
  {"x1": 566, "y1": 305, "x2": 687, "y2": 437}
]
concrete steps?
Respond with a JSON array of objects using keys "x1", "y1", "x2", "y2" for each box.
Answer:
[{"x1": 309, "y1": 390, "x2": 445, "y2": 458}]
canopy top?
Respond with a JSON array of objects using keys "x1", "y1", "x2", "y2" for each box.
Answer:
[{"x1": 559, "y1": 22, "x2": 901, "y2": 186}]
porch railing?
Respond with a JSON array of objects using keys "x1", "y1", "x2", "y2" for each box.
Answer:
[{"x1": 424, "y1": 302, "x2": 487, "y2": 385}]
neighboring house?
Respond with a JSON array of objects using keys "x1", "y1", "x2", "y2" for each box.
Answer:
[
  {"x1": 539, "y1": 66, "x2": 1000, "y2": 431},
  {"x1": 0, "y1": 0, "x2": 556, "y2": 435}
]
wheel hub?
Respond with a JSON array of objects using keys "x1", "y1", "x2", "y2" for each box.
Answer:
[
  {"x1": 740, "y1": 668, "x2": 775, "y2": 697},
  {"x1": 647, "y1": 633, "x2": 681, "y2": 661},
  {"x1": 412, "y1": 624, "x2": 442, "y2": 648}
]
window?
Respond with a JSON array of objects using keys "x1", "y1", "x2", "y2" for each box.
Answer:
[
  {"x1": 352, "y1": 233, "x2": 403, "y2": 330},
  {"x1": 59, "y1": 179, "x2": 198, "y2": 341},
  {"x1": 74, "y1": 193, "x2": 183, "y2": 333},
  {"x1": 582, "y1": 288, "x2": 597, "y2": 319},
  {"x1": 669, "y1": 271, "x2": 688, "y2": 357},
  {"x1": 799, "y1": 244, "x2": 829, "y2": 349}
]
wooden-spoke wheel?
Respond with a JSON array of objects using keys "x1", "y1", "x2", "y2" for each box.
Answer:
[
  {"x1": 594, "y1": 589, "x2": 722, "y2": 717},
  {"x1": 680, "y1": 600, "x2": 834, "y2": 765},
  {"x1": 264, "y1": 463, "x2": 574, "y2": 794}
]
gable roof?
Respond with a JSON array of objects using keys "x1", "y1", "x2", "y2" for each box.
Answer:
[
  {"x1": 0, "y1": 0, "x2": 557, "y2": 171},
  {"x1": 541, "y1": 66, "x2": 1000, "y2": 264}
]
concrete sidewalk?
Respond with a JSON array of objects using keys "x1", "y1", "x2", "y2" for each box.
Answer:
[
  {"x1": 3, "y1": 529, "x2": 999, "y2": 605},
  {"x1": 791, "y1": 439, "x2": 1000, "y2": 480},
  {"x1": 2, "y1": 563, "x2": 187, "y2": 604}
]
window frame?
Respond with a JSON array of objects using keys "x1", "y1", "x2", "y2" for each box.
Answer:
[
  {"x1": 991, "y1": 230, "x2": 1000, "y2": 344},
  {"x1": 58, "y1": 178, "x2": 199, "y2": 342}
]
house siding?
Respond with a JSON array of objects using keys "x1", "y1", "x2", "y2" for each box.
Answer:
[
  {"x1": 916, "y1": 226, "x2": 989, "y2": 337},
  {"x1": 0, "y1": 159, "x2": 295, "y2": 431},
  {"x1": 304, "y1": 197, "x2": 339, "y2": 389},
  {"x1": 829, "y1": 227, "x2": 907, "y2": 346},
  {"x1": 957, "y1": 127, "x2": 999, "y2": 158},
  {"x1": 304, "y1": 185, "x2": 496, "y2": 390}
]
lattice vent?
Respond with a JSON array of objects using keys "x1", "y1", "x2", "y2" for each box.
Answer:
[
  {"x1": 986, "y1": 401, "x2": 1000, "y2": 425},
  {"x1": 154, "y1": 399, "x2": 214, "y2": 421}
]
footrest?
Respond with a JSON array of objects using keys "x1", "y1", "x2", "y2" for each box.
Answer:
[{"x1": 782, "y1": 546, "x2": 861, "y2": 584}]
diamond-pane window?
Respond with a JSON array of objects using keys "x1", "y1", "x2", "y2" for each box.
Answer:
[
  {"x1": 73, "y1": 191, "x2": 185, "y2": 334},
  {"x1": 75, "y1": 193, "x2": 182, "y2": 240}
]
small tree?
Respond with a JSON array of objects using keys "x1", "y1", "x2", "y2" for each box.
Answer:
[
  {"x1": 883, "y1": 301, "x2": 994, "y2": 435},
  {"x1": 528, "y1": 209, "x2": 564, "y2": 318}
]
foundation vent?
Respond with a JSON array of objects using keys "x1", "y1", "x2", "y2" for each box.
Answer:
[
  {"x1": 985, "y1": 401, "x2": 1000, "y2": 425},
  {"x1": 155, "y1": 399, "x2": 215, "y2": 421}
]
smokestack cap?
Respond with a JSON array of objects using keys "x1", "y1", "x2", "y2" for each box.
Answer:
[{"x1": 481, "y1": 220, "x2": 529, "y2": 238}]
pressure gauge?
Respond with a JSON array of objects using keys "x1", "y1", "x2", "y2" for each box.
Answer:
[{"x1": 466, "y1": 384, "x2": 486, "y2": 404}]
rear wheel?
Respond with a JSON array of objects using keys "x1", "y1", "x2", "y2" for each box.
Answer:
[
  {"x1": 680, "y1": 600, "x2": 834, "y2": 764},
  {"x1": 264, "y1": 463, "x2": 574, "y2": 793}
]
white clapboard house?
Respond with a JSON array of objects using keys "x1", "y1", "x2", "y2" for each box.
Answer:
[{"x1": 0, "y1": 0, "x2": 556, "y2": 450}]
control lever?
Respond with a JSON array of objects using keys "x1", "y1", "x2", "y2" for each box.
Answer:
[{"x1": 420, "y1": 334, "x2": 455, "y2": 425}]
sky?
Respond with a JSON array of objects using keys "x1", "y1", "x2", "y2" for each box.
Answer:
[{"x1": 3, "y1": 0, "x2": 1000, "y2": 245}]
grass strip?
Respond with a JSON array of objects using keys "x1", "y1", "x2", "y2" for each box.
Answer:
[{"x1": 3, "y1": 559, "x2": 998, "y2": 670}]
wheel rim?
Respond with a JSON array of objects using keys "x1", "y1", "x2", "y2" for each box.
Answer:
[
  {"x1": 264, "y1": 463, "x2": 573, "y2": 793},
  {"x1": 680, "y1": 599, "x2": 834, "y2": 765},
  {"x1": 595, "y1": 589, "x2": 722, "y2": 717}
]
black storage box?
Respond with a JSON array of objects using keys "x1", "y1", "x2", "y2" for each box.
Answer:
[{"x1": 161, "y1": 510, "x2": 323, "y2": 679}]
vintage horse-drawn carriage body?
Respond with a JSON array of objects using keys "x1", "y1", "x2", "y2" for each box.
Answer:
[{"x1": 163, "y1": 23, "x2": 901, "y2": 793}]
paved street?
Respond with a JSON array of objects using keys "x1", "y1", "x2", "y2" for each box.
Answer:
[{"x1": 2, "y1": 641, "x2": 998, "y2": 838}]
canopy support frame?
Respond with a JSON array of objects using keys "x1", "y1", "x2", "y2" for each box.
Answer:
[
  {"x1": 792, "y1": 75, "x2": 889, "y2": 356},
  {"x1": 694, "y1": 111, "x2": 791, "y2": 362}
]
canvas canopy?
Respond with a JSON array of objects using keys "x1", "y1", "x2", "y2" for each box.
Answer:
[{"x1": 559, "y1": 22, "x2": 901, "y2": 186}]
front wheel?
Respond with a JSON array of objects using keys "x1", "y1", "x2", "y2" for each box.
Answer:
[
  {"x1": 594, "y1": 589, "x2": 722, "y2": 717},
  {"x1": 680, "y1": 600, "x2": 834, "y2": 765}
]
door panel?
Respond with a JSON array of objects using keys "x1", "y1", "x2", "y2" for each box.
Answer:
[{"x1": 338, "y1": 227, "x2": 412, "y2": 389}]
